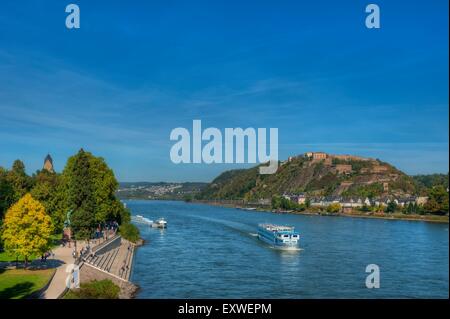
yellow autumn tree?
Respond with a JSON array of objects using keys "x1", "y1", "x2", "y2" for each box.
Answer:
[
  {"x1": 327, "y1": 203, "x2": 342, "y2": 213},
  {"x1": 1, "y1": 193, "x2": 54, "y2": 265}
]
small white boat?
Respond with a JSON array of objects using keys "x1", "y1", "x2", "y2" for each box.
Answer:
[{"x1": 152, "y1": 218, "x2": 167, "y2": 229}]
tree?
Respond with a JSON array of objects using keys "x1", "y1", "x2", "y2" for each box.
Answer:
[
  {"x1": 119, "y1": 223, "x2": 140, "y2": 243},
  {"x1": 305, "y1": 198, "x2": 311, "y2": 208},
  {"x1": 59, "y1": 150, "x2": 130, "y2": 231},
  {"x1": 327, "y1": 203, "x2": 341, "y2": 213},
  {"x1": 0, "y1": 167, "x2": 14, "y2": 220},
  {"x1": 30, "y1": 170, "x2": 63, "y2": 231},
  {"x1": 89, "y1": 155, "x2": 128, "y2": 224},
  {"x1": 60, "y1": 149, "x2": 130, "y2": 239},
  {"x1": 67, "y1": 149, "x2": 97, "y2": 240},
  {"x1": 7, "y1": 160, "x2": 31, "y2": 202},
  {"x1": 385, "y1": 201, "x2": 397, "y2": 213},
  {"x1": 405, "y1": 202, "x2": 414, "y2": 214},
  {"x1": 1, "y1": 194, "x2": 54, "y2": 265},
  {"x1": 271, "y1": 195, "x2": 280, "y2": 209},
  {"x1": 424, "y1": 186, "x2": 449, "y2": 215}
]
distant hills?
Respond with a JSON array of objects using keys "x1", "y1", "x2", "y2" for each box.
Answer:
[
  {"x1": 117, "y1": 153, "x2": 448, "y2": 202},
  {"x1": 196, "y1": 152, "x2": 448, "y2": 201},
  {"x1": 117, "y1": 182, "x2": 207, "y2": 200}
]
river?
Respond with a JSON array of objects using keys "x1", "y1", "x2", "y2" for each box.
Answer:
[{"x1": 127, "y1": 200, "x2": 449, "y2": 298}]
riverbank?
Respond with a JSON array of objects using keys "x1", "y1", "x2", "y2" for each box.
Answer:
[
  {"x1": 191, "y1": 200, "x2": 449, "y2": 223},
  {"x1": 297, "y1": 210, "x2": 449, "y2": 223}
]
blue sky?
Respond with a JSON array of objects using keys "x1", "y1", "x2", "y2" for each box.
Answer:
[{"x1": 0, "y1": 0, "x2": 448, "y2": 182}]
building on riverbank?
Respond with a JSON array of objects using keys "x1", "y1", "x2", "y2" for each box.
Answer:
[{"x1": 308, "y1": 195, "x2": 428, "y2": 210}]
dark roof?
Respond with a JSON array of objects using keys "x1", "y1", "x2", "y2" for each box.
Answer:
[{"x1": 44, "y1": 154, "x2": 53, "y2": 164}]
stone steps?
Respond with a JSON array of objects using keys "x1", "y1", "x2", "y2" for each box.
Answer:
[
  {"x1": 82, "y1": 236, "x2": 135, "y2": 282},
  {"x1": 105, "y1": 247, "x2": 120, "y2": 272}
]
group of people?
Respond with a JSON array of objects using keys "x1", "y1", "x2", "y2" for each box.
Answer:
[
  {"x1": 71, "y1": 243, "x2": 92, "y2": 259},
  {"x1": 80, "y1": 244, "x2": 91, "y2": 257},
  {"x1": 40, "y1": 251, "x2": 53, "y2": 262},
  {"x1": 119, "y1": 260, "x2": 130, "y2": 277},
  {"x1": 93, "y1": 221, "x2": 119, "y2": 240},
  {"x1": 62, "y1": 220, "x2": 120, "y2": 260}
]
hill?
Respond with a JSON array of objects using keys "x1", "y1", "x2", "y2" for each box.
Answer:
[
  {"x1": 116, "y1": 182, "x2": 207, "y2": 200},
  {"x1": 197, "y1": 152, "x2": 420, "y2": 200}
]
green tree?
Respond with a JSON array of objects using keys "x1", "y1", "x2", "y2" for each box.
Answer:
[
  {"x1": 119, "y1": 223, "x2": 140, "y2": 243},
  {"x1": 0, "y1": 167, "x2": 14, "y2": 220},
  {"x1": 30, "y1": 170, "x2": 63, "y2": 231},
  {"x1": 89, "y1": 155, "x2": 128, "y2": 224},
  {"x1": 7, "y1": 160, "x2": 31, "y2": 202},
  {"x1": 271, "y1": 195, "x2": 282, "y2": 209},
  {"x1": 305, "y1": 198, "x2": 311, "y2": 208},
  {"x1": 385, "y1": 201, "x2": 397, "y2": 213},
  {"x1": 405, "y1": 202, "x2": 414, "y2": 214},
  {"x1": 67, "y1": 149, "x2": 97, "y2": 240},
  {"x1": 57, "y1": 149, "x2": 131, "y2": 239},
  {"x1": 424, "y1": 185, "x2": 448, "y2": 215}
]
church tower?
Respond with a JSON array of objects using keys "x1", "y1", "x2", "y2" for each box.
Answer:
[{"x1": 43, "y1": 154, "x2": 54, "y2": 173}]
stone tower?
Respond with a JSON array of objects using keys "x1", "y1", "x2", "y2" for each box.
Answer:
[{"x1": 43, "y1": 154, "x2": 54, "y2": 173}]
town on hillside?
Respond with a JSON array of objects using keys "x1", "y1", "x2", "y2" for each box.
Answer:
[
  {"x1": 195, "y1": 151, "x2": 448, "y2": 217},
  {"x1": 281, "y1": 152, "x2": 429, "y2": 212}
]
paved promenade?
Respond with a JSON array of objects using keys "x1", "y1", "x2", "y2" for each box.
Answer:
[
  {"x1": 41, "y1": 234, "x2": 134, "y2": 299},
  {"x1": 40, "y1": 244, "x2": 75, "y2": 299}
]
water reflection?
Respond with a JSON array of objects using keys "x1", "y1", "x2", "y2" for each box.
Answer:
[{"x1": 277, "y1": 248, "x2": 301, "y2": 268}]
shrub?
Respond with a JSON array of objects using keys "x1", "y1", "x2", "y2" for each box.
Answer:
[
  {"x1": 64, "y1": 279, "x2": 120, "y2": 299},
  {"x1": 327, "y1": 203, "x2": 341, "y2": 213},
  {"x1": 385, "y1": 202, "x2": 398, "y2": 213},
  {"x1": 119, "y1": 222, "x2": 140, "y2": 243}
]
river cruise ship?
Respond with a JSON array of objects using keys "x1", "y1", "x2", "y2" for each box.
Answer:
[{"x1": 257, "y1": 224, "x2": 300, "y2": 249}]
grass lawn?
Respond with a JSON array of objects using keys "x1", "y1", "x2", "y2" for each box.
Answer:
[
  {"x1": 0, "y1": 233, "x2": 62, "y2": 262},
  {"x1": 0, "y1": 268, "x2": 55, "y2": 299},
  {"x1": 0, "y1": 251, "x2": 39, "y2": 262},
  {"x1": 63, "y1": 279, "x2": 120, "y2": 299}
]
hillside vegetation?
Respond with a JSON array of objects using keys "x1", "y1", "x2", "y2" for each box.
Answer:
[{"x1": 197, "y1": 154, "x2": 422, "y2": 200}]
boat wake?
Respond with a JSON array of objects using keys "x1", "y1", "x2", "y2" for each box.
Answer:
[
  {"x1": 268, "y1": 245, "x2": 303, "y2": 252},
  {"x1": 186, "y1": 214, "x2": 254, "y2": 235}
]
